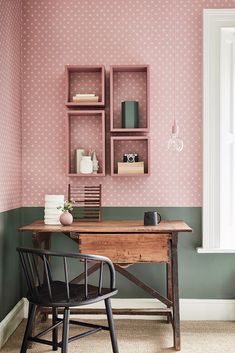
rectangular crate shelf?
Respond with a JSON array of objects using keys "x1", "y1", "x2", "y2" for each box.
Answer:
[
  {"x1": 66, "y1": 110, "x2": 105, "y2": 176},
  {"x1": 65, "y1": 65, "x2": 105, "y2": 107},
  {"x1": 110, "y1": 136, "x2": 150, "y2": 176},
  {"x1": 110, "y1": 65, "x2": 150, "y2": 132}
]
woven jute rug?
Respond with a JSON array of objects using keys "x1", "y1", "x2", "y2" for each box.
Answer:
[{"x1": 2, "y1": 319, "x2": 235, "y2": 353}]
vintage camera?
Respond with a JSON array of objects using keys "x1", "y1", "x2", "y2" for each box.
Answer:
[{"x1": 123, "y1": 153, "x2": 138, "y2": 163}]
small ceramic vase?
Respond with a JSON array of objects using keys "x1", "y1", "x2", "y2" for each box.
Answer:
[{"x1": 60, "y1": 211, "x2": 73, "y2": 226}]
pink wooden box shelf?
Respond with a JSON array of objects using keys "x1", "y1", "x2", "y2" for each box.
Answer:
[
  {"x1": 65, "y1": 65, "x2": 105, "y2": 107},
  {"x1": 110, "y1": 65, "x2": 150, "y2": 132},
  {"x1": 66, "y1": 110, "x2": 105, "y2": 177},
  {"x1": 110, "y1": 136, "x2": 150, "y2": 177}
]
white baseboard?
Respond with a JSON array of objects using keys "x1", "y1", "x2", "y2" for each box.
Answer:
[
  {"x1": 23, "y1": 298, "x2": 235, "y2": 321},
  {"x1": 80, "y1": 298, "x2": 235, "y2": 321},
  {"x1": 24, "y1": 298, "x2": 235, "y2": 321},
  {"x1": 180, "y1": 299, "x2": 235, "y2": 320},
  {"x1": 0, "y1": 298, "x2": 25, "y2": 349},
  {"x1": 1, "y1": 297, "x2": 235, "y2": 347}
]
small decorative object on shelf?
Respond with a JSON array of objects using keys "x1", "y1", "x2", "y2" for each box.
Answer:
[
  {"x1": 122, "y1": 101, "x2": 139, "y2": 128},
  {"x1": 118, "y1": 161, "x2": 144, "y2": 174},
  {"x1": 92, "y1": 151, "x2": 99, "y2": 174},
  {"x1": 119, "y1": 152, "x2": 142, "y2": 173},
  {"x1": 75, "y1": 149, "x2": 85, "y2": 173},
  {"x1": 167, "y1": 119, "x2": 184, "y2": 152},
  {"x1": 123, "y1": 153, "x2": 138, "y2": 163},
  {"x1": 68, "y1": 184, "x2": 102, "y2": 222},
  {"x1": 80, "y1": 156, "x2": 93, "y2": 174},
  {"x1": 44, "y1": 195, "x2": 64, "y2": 225},
  {"x1": 57, "y1": 200, "x2": 75, "y2": 226}
]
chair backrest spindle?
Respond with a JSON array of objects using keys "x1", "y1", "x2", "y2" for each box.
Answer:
[
  {"x1": 84, "y1": 259, "x2": 88, "y2": 299},
  {"x1": 98, "y1": 261, "x2": 104, "y2": 295},
  {"x1": 42, "y1": 255, "x2": 53, "y2": 301},
  {"x1": 32, "y1": 254, "x2": 41, "y2": 287},
  {"x1": 26, "y1": 253, "x2": 39, "y2": 298},
  {"x1": 19, "y1": 252, "x2": 34, "y2": 296},
  {"x1": 63, "y1": 257, "x2": 70, "y2": 301}
]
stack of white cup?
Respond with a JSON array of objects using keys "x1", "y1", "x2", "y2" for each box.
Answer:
[{"x1": 44, "y1": 195, "x2": 64, "y2": 225}]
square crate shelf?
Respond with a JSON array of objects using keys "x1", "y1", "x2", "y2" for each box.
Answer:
[
  {"x1": 65, "y1": 65, "x2": 105, "y2": 107},
  {"x1": 110, "y1": 136, "x2": 150, "y2": 176},
  {"x1": 110, "y1": 65, "x2": 150, "y2": 132},
  {"x1": 66, "y1": 110, "x2": 105, "y2": 176}
]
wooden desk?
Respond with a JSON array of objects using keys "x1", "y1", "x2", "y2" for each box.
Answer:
[{"x1": 19, "y1": 219, "x2": 192, "y2": 351}]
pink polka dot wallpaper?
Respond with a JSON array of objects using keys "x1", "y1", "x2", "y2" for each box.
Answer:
[
  {"x1": 21, "y1": 0, "x2": 235, "y2": 207},
  {"x1": 2, "y1": 0, "x2": 235, "y2": 211},
  {"x1": 0, "y1": 0, "x2": 22, "y2": 212}
]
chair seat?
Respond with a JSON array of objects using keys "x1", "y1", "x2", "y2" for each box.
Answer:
[{"x1": 28, "y1": 281, "x2": 118, "y2": 307}]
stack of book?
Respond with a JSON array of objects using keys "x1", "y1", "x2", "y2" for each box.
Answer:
[
  {"x1": 117, "y1": 161, "x2": 144, "y2": 174},
  {"x1": 72, "y1": 93, "x2": 99, "y2": 103}
]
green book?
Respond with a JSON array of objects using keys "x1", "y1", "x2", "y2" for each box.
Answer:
[{"x1": 122, "y1": 101, "x2": 139, "y2": 128}]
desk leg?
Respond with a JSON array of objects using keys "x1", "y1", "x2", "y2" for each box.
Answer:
[
  {"x1": 32, "y1": 231, "x2": 51, "y2": 252},
  {"x1": 171, "y1": 232, "x2": 180, "y2": 351},
  {"x1": 166, "y1": 244, "x2": 173, "y2": 324}
]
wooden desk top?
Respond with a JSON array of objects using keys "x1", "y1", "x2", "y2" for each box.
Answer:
[{"x1": 19, "y1": 219, "x2": 192, "y2": 234}]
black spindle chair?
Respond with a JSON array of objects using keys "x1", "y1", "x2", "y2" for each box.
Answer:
[{"x1": 17, "y1": 247, "x2": 119, "y2": 353}]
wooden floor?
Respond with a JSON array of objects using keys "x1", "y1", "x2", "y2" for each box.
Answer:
[{"x1": 2, "y1": 319, "x2": 235, "y2": 353}]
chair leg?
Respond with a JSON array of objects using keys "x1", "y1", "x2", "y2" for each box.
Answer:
[
  {"x1": 52, "y1": 307, "x2": 58, "y2": 351},
  {"x1": 20, "y1": 303, "x2": 37, "y2": 353},
  {"x1": 105, "y1": 298, "x2": 119, "y2": 353},
  {"x1": 61, "y1": 308, "x2": 70, "y2": 353}
]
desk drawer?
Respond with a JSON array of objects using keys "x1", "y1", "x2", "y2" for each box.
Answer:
[{"x1": 79, "y1": 233, "x2": 170, "y2": 263}]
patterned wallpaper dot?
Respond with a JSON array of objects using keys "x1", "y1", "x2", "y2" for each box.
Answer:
[
  {"x1": 0, "y1": 0, "x2": 22, "y2": 212},
  {"x1": 19, "y1": 0, "x2": 235, "y2": 207}
]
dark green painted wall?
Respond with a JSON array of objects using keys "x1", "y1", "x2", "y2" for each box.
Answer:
[
  {"x1": 21, "y1": 207, "x2": 235, "y2": 300},
  {"x1": 0, "y1": 208, "x2": 22, "y2": 321},
  {"x1": 2, "y1": 205, "x2": 235, "y2": 322}
]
